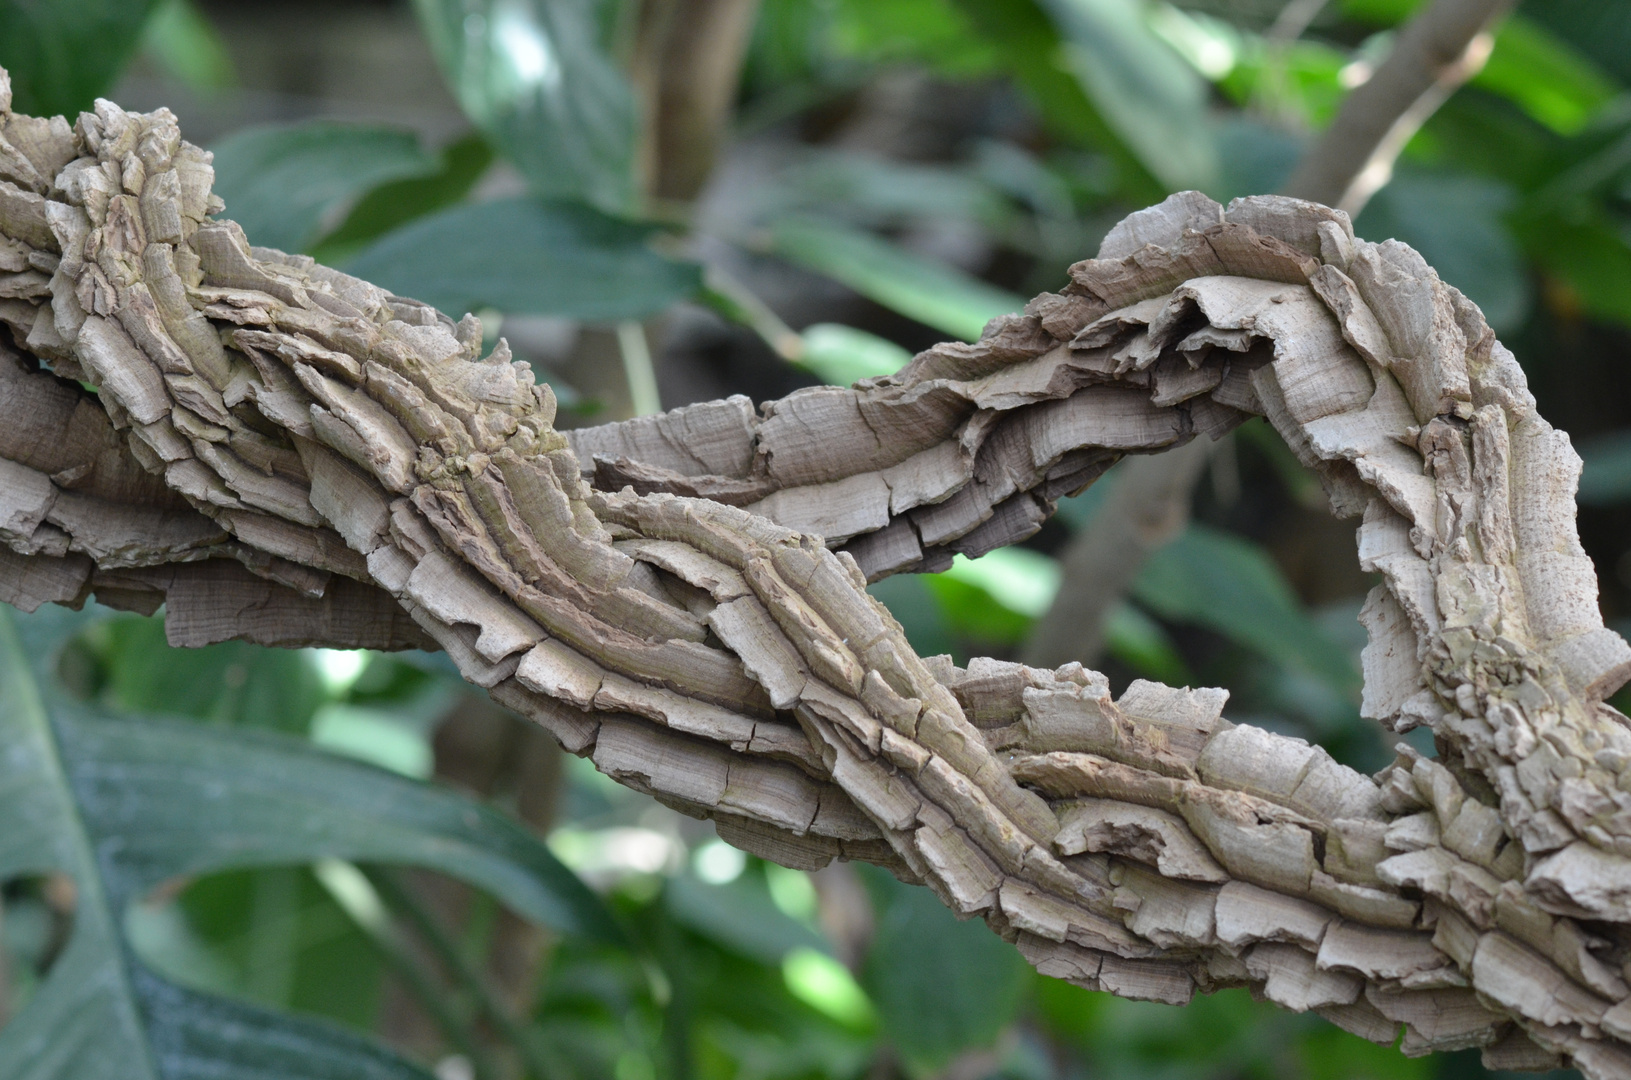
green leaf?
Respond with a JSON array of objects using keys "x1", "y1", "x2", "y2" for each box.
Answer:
[
  {"x1": 949, "y1": 0, "x2": 1163, "y2": 198},
  {"x1": 1133, "y1": 524, "x2": 1359, "y2": 693},
  {"x1": 84, "y1": 613, "x2": 328, "y2": 733},
  {"x1": 1512, "y1": 207, "x2": 1631, "y2": 328},
  {"x1": 797, "y1": 323, "x2": 912, "y2": 385},
  {"x1": 941, "y1": 549, "x2": 1059, "y2": 619},
  {"x1": 58, "y1": 710, "x2": 619, "y2": 943},
  {"x1": 0, "y1": 606, "x2": 432, "y2": 1080},
  {"x1": 830, "y1": 0, "x2": 1005, "y2": 79},
  {"x1": 344, "y1": 196, "x2": 701, "y2": 321},
  {"x1": 310, "y1": 133, "x2": 496, "y2": 265},
  {"x1": 139, "y1": 0, "x2": 234, "y2": 94},
  {"x1": 0, "y1": 0, "x2": 162, "y2": 118},
  {"x1": 1354, "y1": 171, "x2": 1530, "y2": 332},
  {"x1": 1473, "y1": 16, "x2": 1618, "y2": 136},
  {"x1": 665, "y1": 873, "x2": 829, "y2": 966},
  {"x1": 1038, "y1": 0, "x2": 1218, "y2": 191},
  {"x1": 857, "y1": 865, "x2": 1029, "y2": 1071},
  {"x1": 770, "y1": 217, "x2": 1024, "y2": 341},
  {"x1": 0, "y1": 604, "x2": 622, "y2": 1078},
  {"x1": 209, "y1": 122, "x2": 439, "y2": 254},
  {"x1": 410, "y1": 0, "x2": 637, "y2": 213},
  {"x1": 1520, "y1": 0, "x2": 1631, "y2": 90}
]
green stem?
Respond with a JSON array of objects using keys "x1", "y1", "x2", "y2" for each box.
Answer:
[
  {"x1": 617, "y1": 321, "x2": 663, "y2": 418},
  {"x1": 312, "y1": 860, "x2": 500, "y2": 1080},
  {"x1": 367, "y1": 867, "x2": 567, "y2": 1080}
]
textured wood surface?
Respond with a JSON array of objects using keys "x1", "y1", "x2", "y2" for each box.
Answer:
[{"x1": 3, "y1": 73, "x2": 1631, "y2": 1074}]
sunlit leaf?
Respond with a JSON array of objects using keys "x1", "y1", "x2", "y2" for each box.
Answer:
[
  {"x1": 411, "y1": 0, "x2": 637, "y2": 213},
  {"x1": 941, "y1": 549, "x2": 1060, "y2": 619},
  {"x1": 0, "y1": 0, "x2": 161, "y2": 117},
  {"x1": 344, "y1": 196, "x2": 701, "y2": 321},
  {"x1": 771, "y1": 217, "x2": 1023, "y2": 341},
  {"x1": 1134, "y1": 524, "x2": 1359, "y2": 693},
  {"x1": 857, "y1": 865, "x2": 1029, "y2": 1071},
  {"x1": 797, "y1": 323, "x2": 912, "y2": 386},
  {"x1": 210, "y1": 122, "x2": 439, "y2": 254}
]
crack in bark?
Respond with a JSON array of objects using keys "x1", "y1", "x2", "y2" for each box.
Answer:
[{"x1": 1, "y1": 74, "x2": 1630, "y2": 1075}]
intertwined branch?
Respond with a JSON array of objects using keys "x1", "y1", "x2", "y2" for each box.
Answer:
[{"x1": 3, "y1": 71, "x2": 1631, "y2": 1075}]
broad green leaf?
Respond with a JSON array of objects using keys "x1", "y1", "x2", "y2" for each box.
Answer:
[
  {"x1": 344, "y1": 196, "x2": 701, "y2": 321},
  {"x1": 1473, "y1": 16, "x2": 1618, "y2": 136},
  {"x1": 411, "y1": 0, "x2": 637, "y2": 213},
  {"x1": 798, "y1": 323, "x2": 912, "y2": 385},
  {"x1": 1579, "y1": 430, "x2": 1631, "y2": 505},
  {"x1": 1038, "y1": 0, "x2": 1218, "y2": 191},
  {"x1": 310, "y1": 133, "x2": 496, "y2": 265},
  {"x1": 1512, "y1": 208, "x2": 1631, "y2": 328},
  {"x1": 0, "y1": 605, "x2": 622, "y2": 1078},
  {"x1": 771, "y1": 217, "x2": 1023, "y2": 341},
  {"x1": 857, "y1": 864, "x2": 1029, "y2": 1071},
  {"x1": 139, "y1": 0, "x2": 234, "y2": 94},
  {"x1": 923, "y1": 575, "x2": 1034, "y2": 646},
  {"x1": 209, "y1": 122, "x2": 439, "y2": 254},
  {"x1": 0, "y1": 606, "x2": 431, "y2": 1080},
  {"x1": 1134, "y1": 524, "x2": 1359, "y2": 693},
  {"x1": 1354, "y1": 171, "x2": 1530, "y2": 332},
  {"x1": 83, "y1": 613, "x2": 328, "y2": 733},
  {"x1": 0, "y1": 0, "x2": 161, "y2": 117},
  {"x1": 57, "y1": 710, "x2": 620, "y2": 943},
  {"x1": 1145, "y1": 2, "x2": 1239, "y2": 81},
  {"x1": 1520, "y1": 0, "x2": 1631, "y2": 89}
]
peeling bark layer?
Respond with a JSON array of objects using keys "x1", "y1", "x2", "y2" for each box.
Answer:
[{"x1": 3, "y1": 74, "x2": 1631, "y2": 1075}]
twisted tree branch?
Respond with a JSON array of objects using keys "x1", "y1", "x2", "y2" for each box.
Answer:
[
  {"x1": 2, "y1": 73, "x2": 1630, "y2": 1075},
  {"x1": 1025, "y1": 0, "x2": 1516, "y2": 671}
]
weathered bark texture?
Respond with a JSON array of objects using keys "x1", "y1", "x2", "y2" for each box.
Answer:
[
  {"x1": 1029, "y1": 0, "x2": 1514, "y2": 669},
  {"x1": 3, "y1": 72, "x2": 1631, "y2": 1075}
]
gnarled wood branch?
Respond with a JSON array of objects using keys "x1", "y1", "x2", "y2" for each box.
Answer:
[{"x1": 2, "y1": 73, "x2": 1630, "y2": 1075}]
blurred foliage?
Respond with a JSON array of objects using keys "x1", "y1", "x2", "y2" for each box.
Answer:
[{"x1": 9, "y1": 0, "x2": 1631, "y2": 1077}]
